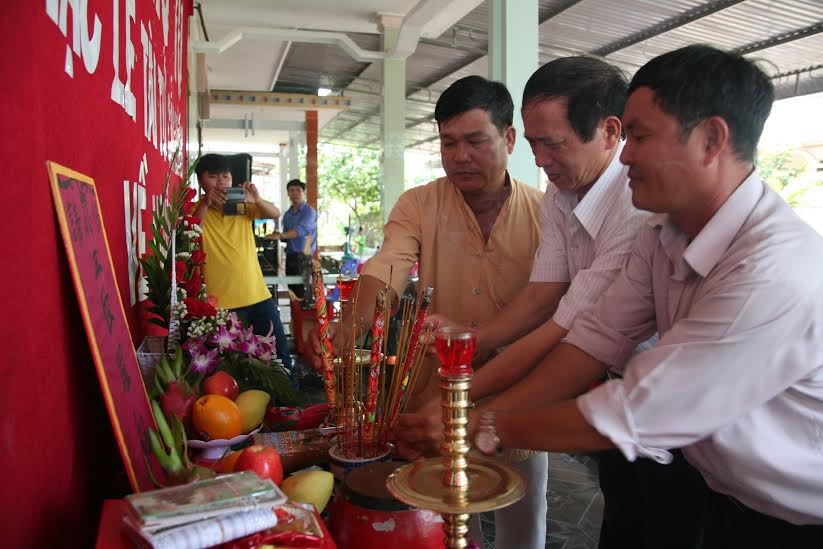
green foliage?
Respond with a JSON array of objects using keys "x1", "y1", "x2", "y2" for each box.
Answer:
[
  {"x1": 216, "y1": 357, "x2": 305, "y2": 406},
  {"x1": 758, "y1": 150, "x2": 802, "y2": 193},
  {"x1": 318, "y1": 145, "x2": 383, "y2": 239},
  {"x1": 139, "y1": 151, "x2": 200, "y2": 328},
  {"x1": 757, "y1": 149, "x2": 821, "y2": 207}
]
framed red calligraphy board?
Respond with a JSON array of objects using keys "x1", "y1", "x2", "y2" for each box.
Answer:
[{"x1": 47, "y1": 161, "x2": 161, "y2": 492}]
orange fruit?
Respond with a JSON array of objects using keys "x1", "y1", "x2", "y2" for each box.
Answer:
[
  {"x1": 192, "y1": 394, "x2": 243, "y2": 440},
  {"x1": 214, "y1": 450, "x2": 243, "y2": 474}
]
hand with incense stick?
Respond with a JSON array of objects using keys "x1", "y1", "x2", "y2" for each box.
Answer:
[{"x1": 385, "y1": 286, "x2": 434, "y2": 430}]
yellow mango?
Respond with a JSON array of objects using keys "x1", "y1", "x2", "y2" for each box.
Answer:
[
  {"x1": 234, "y1": 389, "x2": 271, "y2": 433},
  {"x1": 281, "y1": 470, "x2": 334, "y2": 513}
]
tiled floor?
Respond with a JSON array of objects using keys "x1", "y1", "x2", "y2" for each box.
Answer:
[
  {"x1": 477, "y1": 453, "x2": 603, "y2": 549},
  {"x1": 281, "y1": 299, "x2": 604, "y2": 549}
]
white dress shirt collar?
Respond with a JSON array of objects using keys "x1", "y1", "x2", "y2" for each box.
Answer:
[
  {"x1": 649, "y1": 170, "x2": 764, "y2": 279},
  {"x1": 555, "y1": 141, "x2": 627, "y2": 240}
]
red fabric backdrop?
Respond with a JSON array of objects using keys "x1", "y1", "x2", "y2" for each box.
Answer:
[{"x1": 0, "y1": 2, "x2": 192, "y2": 546}]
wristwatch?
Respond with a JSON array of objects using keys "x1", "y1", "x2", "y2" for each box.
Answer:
[{"x1": 474, "y1": 411, "x2": 502, "y2": 456}]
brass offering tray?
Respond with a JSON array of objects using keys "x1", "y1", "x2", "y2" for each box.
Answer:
[{"x1": 386, "y1": 455, "x2": 526, "y2": 515}]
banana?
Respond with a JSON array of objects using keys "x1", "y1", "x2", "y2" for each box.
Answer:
[
  {"x1": 148, "y1": 429, "x2": 172, "y2": 470},
  {"x1": 150, "y1": 400, "x2": 183, "y2": 473},
  {"x1": 151, "y1": 400, "x2": 174, "y2": 449},
  {"x1": 156, "y1": 355, "x2": 175, "y2": 384},
  {"x1": 172, "y1": 346, "x2": 184, "y2": 378}
]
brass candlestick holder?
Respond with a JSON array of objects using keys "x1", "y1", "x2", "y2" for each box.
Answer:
[{"x1": 386, "y1": 327, "x2": 525, "y2": 548}]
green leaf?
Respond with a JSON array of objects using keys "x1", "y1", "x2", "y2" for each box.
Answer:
[{"x1": 213, "y1": 356, "x2": 305, "y2": 406}]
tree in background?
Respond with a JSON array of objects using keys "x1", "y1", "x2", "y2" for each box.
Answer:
[
  {"x1": 318, "y1": 145, "x2": 382, "y2": 248},
  {"x1": 757, "y1": 149, "x2": 822, "y2": 207}
]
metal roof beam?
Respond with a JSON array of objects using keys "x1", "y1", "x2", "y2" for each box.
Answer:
[
  {"x1": 203, "y1": 119, "x2": 305, "y2": 132},
  {"x1": 591, "y1": 0, "x2": 746, "y2": 57},
  {"x1": 210, "y1": 90, "x2": 351, "y2": 109},
  {"x1": 733, "y1": 22, "x2": 823, "y2": 56}
]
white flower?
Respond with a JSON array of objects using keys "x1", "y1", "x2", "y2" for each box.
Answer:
[{"x1": 176, "y1": 251, "x2": 192, "y2": 260}]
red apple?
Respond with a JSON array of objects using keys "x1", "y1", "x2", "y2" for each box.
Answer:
[
  {"x1": 203, "y1": 371, "x2": 239, "y2": 400},
  {"x1": 234, "y1": 444, "x2": 283, "y2": 485}
]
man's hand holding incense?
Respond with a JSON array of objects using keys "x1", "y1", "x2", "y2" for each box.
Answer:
[
  {"x1": 306, "y1": 321, "x2": 341, "y2": 373},
  {"x1": 420, "y1": 314, "x2": 449, "y2": 357},
  {"x1": 306, "y1": 317, "x2": 365, "y2": 373},
  {"x1": 393, "y1": 397, "x2": 443, "y2": 460}
]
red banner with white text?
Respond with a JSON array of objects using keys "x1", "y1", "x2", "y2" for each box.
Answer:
[{"x1": 0, "y1": 1, "x2": 193, "y2": 545}]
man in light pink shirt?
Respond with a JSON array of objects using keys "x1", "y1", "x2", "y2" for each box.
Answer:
[
  {"x1": 397, "y1": 57, "x2": 649, "y2": 548},
  {"x1": 446, "y1": 46, "x2": 823, "y2": 547}
]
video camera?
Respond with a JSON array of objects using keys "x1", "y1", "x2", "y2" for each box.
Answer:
[
  {"x1": 223, "y1": 187, "x2": 247, "y2": 215},
  {"x1": 223, "y1": 153, "x2": 252, "y2": 215}
]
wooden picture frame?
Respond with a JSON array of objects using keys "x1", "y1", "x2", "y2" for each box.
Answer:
[{"x1": 47, "y1": 161, "x2": 160, "y2": 492}]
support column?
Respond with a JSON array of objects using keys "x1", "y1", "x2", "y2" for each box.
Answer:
[
  {"x1": 489, "y1": 0, "x2": 540, "y2": 187},
  {"x1": 306, "y1": 111, "x2": 319, "y2": 255},
  {"x1": 289, "y1": 132, "x2": 300, "y2": 180},
  {"x1": 278, "y1": 142, "x2": 288, "y2": 274},
  {"x1": 380, "y1": 14, "x2": 406, "y2": 222}
]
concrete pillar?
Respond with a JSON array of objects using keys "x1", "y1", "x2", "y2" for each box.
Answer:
[
  {"x1": 379, "y1": 14, "x2": 406, "y2": 222},
  {"x1": 278, "y1": 142, "x2": 288, "y2": 274},
  {"x1": 288, "y1": 132, "x2": 299, "y2": 181},
  {"x1": 306, "y1": 111, "x2": 319, "y2": 255},
  {"x1": 305, "y1": 110, "x2": 319, "y2": 211},
  {"x1": 279, "y1": 142, "x2": 288, "y2": 228},
  {"x1": 489, "y1": 0, "x2": 540, "y2": 187}
]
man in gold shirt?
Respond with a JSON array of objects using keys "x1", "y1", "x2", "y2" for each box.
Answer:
[{"x1": 311, "y1": 75, "x2": 544, "y2": 548}]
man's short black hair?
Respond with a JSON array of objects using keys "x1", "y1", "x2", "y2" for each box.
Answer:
[
  {"x1": 522, "y1": 56, "x2": 628, "y2": 143},
  {"x1": 287, "y1": 178, "x2": 306, "y2": 190},
  {"x1": 628, "y1": 44, "x2": 774, "y2": 163},
  {"x1": 434, "y1": 75, "x2": 514, "y2": 134},
  {"x1": 195, "y1": 153, "x2": 231, "y2": 178}
]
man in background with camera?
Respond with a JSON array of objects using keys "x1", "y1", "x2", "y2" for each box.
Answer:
[
  {"x1": 195, "y1": 153, "x2": 293, "y2": 372},
  {"x1": 266, "y1": 178, "x2": 317, "y2": 300}
]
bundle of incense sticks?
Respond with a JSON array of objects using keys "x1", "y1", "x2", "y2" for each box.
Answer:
[
  {"x1": 334, "y1": 284, "x2": 435, "y2": 459},
  {"x1": 310, "y1": 260, "x2": 337, "y2": 410}
]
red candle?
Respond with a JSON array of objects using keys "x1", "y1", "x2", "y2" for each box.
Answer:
[
  {"x1": 337, "y1": 275, "x2": 358, "y2": 302},
  {"x1": 435, "y1": 327, "x2": 477, "y2": 378}
]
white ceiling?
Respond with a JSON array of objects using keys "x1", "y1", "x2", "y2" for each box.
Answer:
[
  {"x1": 192, "y1": 0, "x2": 823, "y2": 158},
  {"x1": 193, "y1": 0, "x2": 485, "y2": 155}
]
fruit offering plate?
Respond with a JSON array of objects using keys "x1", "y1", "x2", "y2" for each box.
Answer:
[{"x1": 188, "y1": 426, "x2": 262, "y2": 460}]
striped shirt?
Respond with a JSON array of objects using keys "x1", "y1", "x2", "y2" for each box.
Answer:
[{"x1": 530, "y1": 142, "x2": 649, "y2": 330}]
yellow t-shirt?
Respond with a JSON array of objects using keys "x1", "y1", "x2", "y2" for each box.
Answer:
[{"x1": 200, "y1": 204, "x2": 272, "y2": 309}]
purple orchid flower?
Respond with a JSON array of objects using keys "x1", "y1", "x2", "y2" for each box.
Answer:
[
  {"x1": 189, "y1": 346, "x2": 220, "y2": 375},
  {"x1": 244, "y1": 336, "x2": 262, "y2": 357},
  {"x1": 209, "y1": 324, "x2": 235, "y2": 351},
  {"x1": 182, "y1": 336, "x2": 207, "y2": 355},
  {"x1": 226, "y1": 313, "x2": 245, "y2": 335}
]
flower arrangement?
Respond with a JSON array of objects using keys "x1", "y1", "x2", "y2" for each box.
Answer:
[
  {"x1": 140, "y1": 169, "x2": 302, "y2": 402},
  {"x1": 182, "y1": 310, "x2": 302, "y2": 405},
  {"x1": 139, "y1": 158, "x2": 211, "y2": 331},
  {"x1": 139, "y1": 155, "x2": 307, "y2": 486}
]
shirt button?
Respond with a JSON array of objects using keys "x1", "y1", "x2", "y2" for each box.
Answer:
[{"x1": 473, "y1": 288, "x2": 481, "y2": 296}]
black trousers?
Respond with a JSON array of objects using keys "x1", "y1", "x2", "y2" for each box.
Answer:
[
  {"x1": 595, "y1": 449, "x2": 823, "y2": 549},
  {"x1": 285, "y1": 252, "x2": 307, "y2": 299}
]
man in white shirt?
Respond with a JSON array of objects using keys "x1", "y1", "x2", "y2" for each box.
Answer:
[
  {"x1": 426, "y1": 45, "x2": 823, "y2": 547},
  {"x1": 397, "y1": 57, "x2": 648, "y2": 548}
]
